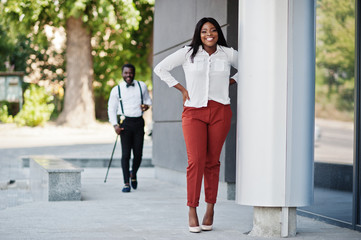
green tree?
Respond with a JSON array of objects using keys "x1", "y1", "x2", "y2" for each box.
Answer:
[
  {"x1": 0, "y1": 24, "x2": 35, "y2": 72},
  {"x1": 1, "y1": 0, "x2": 153, "y2": 127},
  {"x1": 93, "y1": 0, "x2": 154, "y2": 119},
  {"x1": 316, "y1": 0, "x2": 355, "y2": 93},
  {"x1": 315, "y1": 0, "x2": 355, "y2": 119},
  {"x1": 0, "y1": 24, "x2": 14, "y2": 71}
]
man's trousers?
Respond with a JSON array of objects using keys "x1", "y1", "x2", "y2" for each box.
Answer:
[{"x1": 120, "y1": 116, "x2": 145, "y2": 184}]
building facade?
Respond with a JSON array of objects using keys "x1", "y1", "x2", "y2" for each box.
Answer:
[
  {"x1": 152, "y1": 0, "x2": 239, "y2": 198},
  {"x1": 152, "y1": 0, "x2": 361, "y2": 232}
]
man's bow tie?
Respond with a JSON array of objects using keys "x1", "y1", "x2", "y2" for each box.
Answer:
[{"x1": 126, "y1": 82, "x2": 134, "y2": 88}]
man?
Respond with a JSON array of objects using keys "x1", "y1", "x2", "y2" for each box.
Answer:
[{"x1": 108, "y1": 63, "x2": 152, "y2": 192}]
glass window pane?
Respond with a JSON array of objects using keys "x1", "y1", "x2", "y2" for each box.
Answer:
[{"x1": 301, "y1": 0, "x2": 355, "y2": 225}]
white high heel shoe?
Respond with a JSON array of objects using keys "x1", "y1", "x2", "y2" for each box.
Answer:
[
  {"x1": 189, "y1": 226, "x2": 201, "y2": 233},
  {"x1": 201, "y1": 224, "x2": 213, "y2": 231}
]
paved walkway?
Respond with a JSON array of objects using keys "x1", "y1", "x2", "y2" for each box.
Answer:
[{"x1": 1, "y1": 122, "x2": 361, "y2": 239}]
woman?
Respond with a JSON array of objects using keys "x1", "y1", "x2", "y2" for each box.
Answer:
[{"x1": 154, "y1": 17, "x2": 238, "y2": 233}]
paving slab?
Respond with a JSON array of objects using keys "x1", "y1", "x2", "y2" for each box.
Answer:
[
  {"x1": 1, "y1": 122, "x2": 361, "y2": 239},
  {"x1": 1, "y1": 168, "x2": 361, "y2": 240}
]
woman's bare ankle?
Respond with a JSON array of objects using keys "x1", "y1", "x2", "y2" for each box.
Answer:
[
  {"x1": 188, "y1": 207, "x2": 199, "y2": 227},
  {"x1": 202, "y1": 203, "x2": 214, "y2": 226}
]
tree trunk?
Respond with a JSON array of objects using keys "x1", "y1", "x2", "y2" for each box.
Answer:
[{"x1": 57, "y1": 16, "x2": 95, "y2": 127}]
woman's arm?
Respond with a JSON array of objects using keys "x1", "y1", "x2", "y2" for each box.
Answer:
[
  {"x1": 229, "y1": 48, "x2": 238, "y2": 83},
  {"x1": 173, "y1": 83, "x2": 190, "y2": 104},
  {"x1": 154, "y1": 47, "x2": 188, "y2": 88}
]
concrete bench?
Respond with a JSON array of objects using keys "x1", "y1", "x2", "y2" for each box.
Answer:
[{"x1": 30, "y1": 157, "x2": 84, "y2": 201}]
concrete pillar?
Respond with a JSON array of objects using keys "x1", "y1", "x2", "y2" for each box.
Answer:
[
  {"x1": 236, "y1": 0, "x2": 315, "y2": 237},
  {"x1": 250, "y1": 207, "x2": 297, "y2": 237}
]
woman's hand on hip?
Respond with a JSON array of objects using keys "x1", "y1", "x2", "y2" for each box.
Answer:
[
  {"x1": 181, "y1": 90, "x2": 190, "y2": 104},
  {"x1": 173, "y1": 83, "x2": 190, "y2": 104}
]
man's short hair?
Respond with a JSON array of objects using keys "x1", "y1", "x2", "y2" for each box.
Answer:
[{"x1": 122, "y1": 63, "x2": 136, "y2": 73}]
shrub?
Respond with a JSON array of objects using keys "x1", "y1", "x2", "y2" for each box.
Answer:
[
  {"x1": 0, "y1": 105, "x2": 14, "y2": 123},
  {"x1": 14, "y1": 85, "x2": 54, "y2": 127}
]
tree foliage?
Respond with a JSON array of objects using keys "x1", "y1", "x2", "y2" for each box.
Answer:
[
  {"x1": 1, "y1": 0, "x2": 154, "y2": 123},
  {"x1": 316, "y1": 0, "x2": 355, "y2": 117},
  {"x1": 0, "y1": 24, "x2": 36, "y2": 72},
  {"x1": 316, "y1": 0, "x2": 355, "y2": 89},
  {"x1": 1, "y1": 0, "x2": 153, "y2": 86},
  {"x1": 92, "y1": 0, "x2": 154, "y2": 101}
]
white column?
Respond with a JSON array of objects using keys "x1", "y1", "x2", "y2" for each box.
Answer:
[{"x1": 236, "y1": 0, "x2": 315, "y2": 237}]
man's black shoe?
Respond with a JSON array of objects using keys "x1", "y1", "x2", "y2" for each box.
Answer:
[
  {"x1": 122, "y1": 185, "x2": 131, "y2": 192},
  {"x1": 130, "y1": 170, "x2": 138, "y2": 189},
  {"x1": 131, "y1": 179, "x2": 138, "y2": 189}
]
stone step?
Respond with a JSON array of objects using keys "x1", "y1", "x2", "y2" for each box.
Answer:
[{"x1": 22, "y1": 157, "x2": 153, "y2": 168}]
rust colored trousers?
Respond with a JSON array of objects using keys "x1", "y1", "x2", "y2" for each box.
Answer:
[{"x1": 182, "y1": 100, "x2": 232, "y2": 207}]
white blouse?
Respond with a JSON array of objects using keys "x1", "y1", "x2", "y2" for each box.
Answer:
[{"x1": 154, "y1": 45, "x2": 238, "y2": 108}]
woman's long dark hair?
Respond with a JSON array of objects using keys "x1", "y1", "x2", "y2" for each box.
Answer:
[{"x1": 188, "y1": 17, "x2": 228, "y2": 62}]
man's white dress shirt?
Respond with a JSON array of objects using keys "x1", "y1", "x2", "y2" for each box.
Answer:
[
  {"x1": 108, "y1": 80, "x2": 152, "y2": 126},
  {"x1": 154, "y1": 45, "x2": 238, "y2": 108}
]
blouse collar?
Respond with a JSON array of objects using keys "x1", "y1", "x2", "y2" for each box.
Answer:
[{"x1": 199, "y1": 44, "x2": 221, "y2": 55}]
